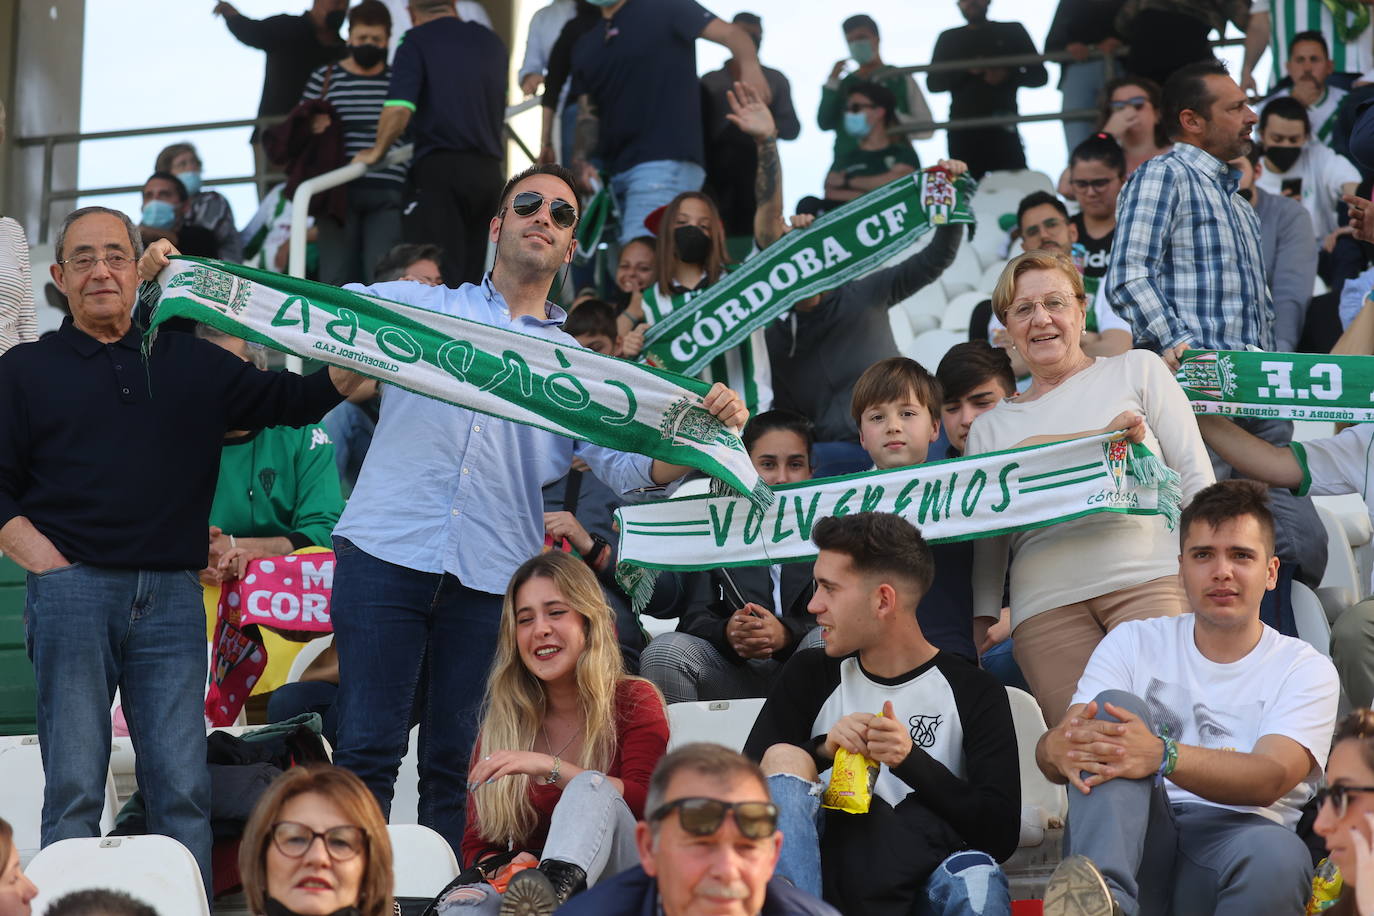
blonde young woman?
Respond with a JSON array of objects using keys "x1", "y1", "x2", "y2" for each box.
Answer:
[
  {"x1": 966, "y1": 250, "x2": 1213, "y2": 725},
  {"x1": 445, "y1": 552, "x2": 668, "y2": 916}
]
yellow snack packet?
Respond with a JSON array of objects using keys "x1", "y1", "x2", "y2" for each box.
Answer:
[
  {"x1": 821, "y1": 713, "x2": 881, "y2": 814},
  {"x1": 1306, "y1": 858, "x2": 1342, "y2": 914}
]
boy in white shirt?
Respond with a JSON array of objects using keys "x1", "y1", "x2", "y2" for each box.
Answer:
[{"x1": 1039, "y1": 480, "x2": 1339, "y2": 916}]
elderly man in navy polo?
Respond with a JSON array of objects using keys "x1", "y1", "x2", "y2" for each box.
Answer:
[{"x1": 0, "y1": 206, "x2": 361, "y2": 891}]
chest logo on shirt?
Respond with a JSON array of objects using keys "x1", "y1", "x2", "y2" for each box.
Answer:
[
  {"x1": 258, "y1": 468, "x2": 277, "y2": 498},
  {"x1": 909, "y1": 713, "x2": 942, "y2": 748}
]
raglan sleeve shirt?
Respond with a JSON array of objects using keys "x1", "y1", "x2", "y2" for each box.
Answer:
[
  {"x1": 384, "y1": 28, "x2": 423, "y2": 113},
  {"x1": 1292, "y1": 424, "x2": 1374, "y2": 500}
]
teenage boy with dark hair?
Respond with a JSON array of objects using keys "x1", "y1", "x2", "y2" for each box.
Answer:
[
  {"x1": 848, "y1": 357, "x2": 979, "y2": 662},
  {"x1": 744, "y1": 511, "x2": 1019, "y2": 916},
  {"x1": 934, "y1": 340, "x2": 1015, "y2": 459},
  {"x1": 1039, "y1": 480, "x2": 1339, "y2": 916},
  {"x1": 562, "y1": 298, "x2": 622, "y2": 356}
]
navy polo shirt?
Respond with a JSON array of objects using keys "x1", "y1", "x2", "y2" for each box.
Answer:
[
  {"x1": 571, "y1": 0, "x2": 715, "y2": 174},
  {"x1": 0, "y1": 319, "x2": 344, "y2": 570},
  {"x1": 386, "y1": 17, "x2": 508, "y2": 162}
]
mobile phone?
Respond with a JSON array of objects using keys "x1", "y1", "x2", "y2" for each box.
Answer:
[
  {"x1": 1281, "y1": 177, "x2": 1303, "y2": 197},
  {"x1": 719, "y1": 569, "x2": 750, "y2": 613}
]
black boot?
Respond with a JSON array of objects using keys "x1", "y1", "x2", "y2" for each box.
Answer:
[
  {"x1": 540, "y1": 858, "x2": 588, "y2": 904},
  {"x1": 497, "y1": 860, "x2": 587, "y2": 916}
]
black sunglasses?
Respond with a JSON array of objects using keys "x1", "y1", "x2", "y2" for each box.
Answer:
[
  {"x1": 649, "y1": 797, "x2": 778, "y2": 839},
  {"x1": 506, "y1": 190, "x2": 578, "y2": 229},
  {"x1": 1315, "y1": 784, "x2": 1374, "y2": 819}
]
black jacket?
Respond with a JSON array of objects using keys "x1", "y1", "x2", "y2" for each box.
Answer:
[
  {"x1": 557, "y1": 865, "x2": 840, "y2": 916},
  {"x1": 677, "y1": 563, "x2": 817, "y2": 664}
]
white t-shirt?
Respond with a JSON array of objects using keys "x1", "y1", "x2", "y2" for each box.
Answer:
[
  {"x1": 1294, "y1": 424, "x2": 1374, "y2": 527},
  {"x1": 1254, "y1": 142, "x2": 1362, "y2": 239},
  {"x1": 1253, "y1": 0, "x2": 1374, "y2": 78},
  {"x1": 1072, "y1": 614, "x2": 1339, "y2": 828}
]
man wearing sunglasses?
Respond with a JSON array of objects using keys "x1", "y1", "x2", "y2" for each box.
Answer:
[
  {"x1": 325, "y1": 162, "x2": 749, "y2": 857},
  {"x1": 558, "y1": 743, "x2": 838, "y2": 916},
  {"x1": 743, "y1": 512, "x2": 1020, "y2": 916},
  {"x1": 1038, "y1": 481, "x2": 1339, "y2": 916}
]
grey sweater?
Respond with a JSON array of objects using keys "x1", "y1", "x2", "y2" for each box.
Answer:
[
  {"x1": 766, "y1": 224, "x2": 963, "y2": 442},
  {"x1": 1252, "y1": 187, "x2": 1317, "y2": 354}
]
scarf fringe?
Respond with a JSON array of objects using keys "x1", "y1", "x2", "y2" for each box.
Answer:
[
  {"x1": 616, "y1": 563, "x2": 657, "y2": 615},
  {"x1": 710, "y1": 474, "x2": 776, "y2": 510},
  {"x1": 1129, "y1": 443, "x2": 1181, "y2": 530}
]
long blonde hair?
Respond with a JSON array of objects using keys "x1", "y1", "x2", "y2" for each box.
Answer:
[{"x1": 471, "y1": 553, "x2": 648, "y2": 848}]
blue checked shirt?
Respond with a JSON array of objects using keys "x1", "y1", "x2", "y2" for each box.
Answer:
[
  {"x1": 1105, "y1": 142, "x2": 1275, "y2": 353},
  {"x1": 333, "y1": 276, "x2": 656, "y2": 595}
]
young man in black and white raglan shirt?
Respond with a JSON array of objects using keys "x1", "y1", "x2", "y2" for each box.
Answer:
[{"x1": 743, "y1": 512, "x2": 1020, "y2": 916}]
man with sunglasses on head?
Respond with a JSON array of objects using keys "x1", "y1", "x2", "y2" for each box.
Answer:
[
  {"x1": 1038, "y1": 480, "x2": 1339, "y2": 916},
  {"x1": 320, "y1": 163, "x2": 748, "y2": 857},
  {"x1": 558, "y1": 743, "x2": 839, "y2": 916},
  {"x1": 743, "y1": 512, "x2": 1020, "y2": 916}
]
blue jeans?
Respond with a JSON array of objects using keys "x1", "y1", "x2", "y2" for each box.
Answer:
[
  {"x1": 25, "y1": 564, "x2": 212, "y2": 892},
  {"x1": 609, "y1": 159, "x2": 705, "y2": 244},
  {"x1": 330, "y1": 538, "x2": 502, "y2": 854},
  {"x1": 768, "y1": 773, "x2": 1010, "y2": 914}
]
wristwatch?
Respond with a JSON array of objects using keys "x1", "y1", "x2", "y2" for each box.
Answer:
[{"x1": 544, "y1": 756, "x2": 562, "y2": 785}]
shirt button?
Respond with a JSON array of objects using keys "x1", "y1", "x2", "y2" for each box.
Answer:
[
  {"x1": 451, "y1": 508, "x2": 460, "y2": 516},
  {"x1": 461, "y1": 467, "x2": 470, "y2": 475},
  {"x1": 121, "y1": 388, "x2": 130, "y2": 395},
  {"x1": 473, "y1": 425, "x2": 481, "y2": 432},
  {"x1": 115, "y1": 364, "x2": 123, "y2": 370}
]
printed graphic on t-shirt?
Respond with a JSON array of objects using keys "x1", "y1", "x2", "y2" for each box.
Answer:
[
  {"x1": 910, "y1": 713, "x2": 942, "y2": 748},
  {"x1": 1145, "y1": 676, "x2": 1259, "y2": 753}
]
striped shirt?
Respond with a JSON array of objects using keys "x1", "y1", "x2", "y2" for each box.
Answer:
[
  {"x1": 641, "y1": 282, "x2": 773, "y2": 416},
  {"x1": 1254, "y1": 0, "x2": 1374, "y2": 78},
  {"x1": 1105, "y1": 141, "x2": 1275, "y2": 352},
  {"x1": 1260, "y1": 84, "x2": 1348, "y2": 145},
  {"x1": 301, "y1": 64, "x2": 407, "y2": 185},
  {"x1": 0, "y1": 218, "x2": 37, "y2": 355}
]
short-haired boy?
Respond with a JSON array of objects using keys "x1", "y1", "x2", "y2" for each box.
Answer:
[
  {"x1": 935, "y1": 340, "x2": 1016, "y2": 459},
  {"x1": 744, "y1": 512, "x2": 1019, "y2": 916},
  {"x1": 849, "y1": 356, "x2": 978, "y2": 662}
]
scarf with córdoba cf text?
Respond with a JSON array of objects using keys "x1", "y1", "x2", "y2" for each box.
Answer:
[
  {"x1": 141, "y1": 256, "x2": 774, "y2": 508},
  {"x1": 1176, "y1": 349, "x2": 1374, "y2": 423}
]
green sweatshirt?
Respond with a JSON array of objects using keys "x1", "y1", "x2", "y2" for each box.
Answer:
[
  {"x1": 209, "y1": 424, "x2": 345, "y2": 550},
  {"x1": 818, "y1": 70, "x2": 921, "y2": 163}
]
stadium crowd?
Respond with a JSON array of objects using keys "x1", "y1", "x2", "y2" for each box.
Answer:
[{"x1": 12, "y1": 0, "x2": 1374, "y2": 914}]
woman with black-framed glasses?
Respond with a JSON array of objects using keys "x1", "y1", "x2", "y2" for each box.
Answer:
[
  {"x1": 239, "y1": 765, "x2": 394, "y2": 916},
  {"x1": 1313, "y1": 708, "x2": 1374, "y2": 914}
]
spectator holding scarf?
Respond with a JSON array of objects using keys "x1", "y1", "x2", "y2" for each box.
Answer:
[
  {"x1": 441, "y1": 553, "x2": 668, "y2": 914},
  {"x1": 967, "y1": 250, "x2": 1214, "y2": 724}
]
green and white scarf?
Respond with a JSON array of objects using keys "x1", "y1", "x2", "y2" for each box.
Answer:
[
  {"x1": 142, "y1": 256, "x2": 774, "y2": 507},
  {"x1": 1176, "y1": 349, "x2": 1374, "y2": 423},
  {"x1": 638, "y1": 167, "x2": 976, "y2": 377},
  {"x1": 614, "y1": 432, "x2": 1181, "y2": 609}
]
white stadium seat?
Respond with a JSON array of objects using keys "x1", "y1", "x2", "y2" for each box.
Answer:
[
  {"x1": 1316, "y1": 505, "x2": 1363, "y2": 622},
  {"x1": 894, "y1": 283, "x2": 948, "y2": 336},
  {"x1": 1292, "y1": 581, "x2": 1332, "y2": 657},
  {"x1": 0, "y1": 738, "x2": 118, "y2": 861},
  {"x1": 28, "y1": 835, "x2": 210, "y2": 916},
  {"x1": 388, "y1": 824, "x2": 460, "y2": 898},
  {"x1": 906, "y1": 329, "x2": 965, "y2": 371},
  {"x1": 889, "y1": 308, "x2": 918, "y2": 357},
  {"x1": 286, "y1": 634, "x2": 334, "y2": 684},
  {"x1": 975, "y1": 170, "x2": 1056, "y2": 198},
  {"x1": 941, "y1": 291, "x2": 987, "y2": 333},
  {"x1": 667, "y1": 699, "x2": 766, "y2": 752},
  {"x1": 1005, "y1": 687, "x2": 1067, "y2": 848},
  {"x1": 938, "y1": 245, "x2": 984, "y2": 297},
  {"x1": 391, "y1": 725, "x2": 421, "y2": 825}
]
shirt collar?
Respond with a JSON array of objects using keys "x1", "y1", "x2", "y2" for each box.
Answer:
[
  {"x1": 57, "y1": 315, "x2": 142, "y2": 357},
  {"x1": 1173, "y1": 141, "x2": 1241, "y2": 193},
  {"x1": 480, "y1": 273, "x2": 567, "y2": 326}
]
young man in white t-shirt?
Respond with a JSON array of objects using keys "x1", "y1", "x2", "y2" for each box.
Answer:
[
  {"x1": 1199, "y1": 411, "x2": 1374, "y2": 708},
  {"x1": 1038, "y1": 480, "x2": 1340, "y2": 916}
]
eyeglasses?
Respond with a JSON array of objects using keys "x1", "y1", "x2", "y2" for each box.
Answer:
[
  {"x1": 506, "y1": 190, "x2": 578, "y2": 229},
  {"x1": 1022, "y1": 217, "x2": 1065, "y2": 238},
  {"x1": 1007, "y1": 295, "x2": 1078, "y2": 323},
  {"x1": 1070, "y1": 177, "x2": 1116, "y2": 192},
  {"x1": 1109, "y1": 95, "x2": 1149, "y2": 111},
  {"x1": 1315, "y1": 784, "x2": 1374, "y2": 819},
  {"x1": 270, "y1": 822, "x2": 368, "y2": 861},
  {"x1": 57, "y1": 253, "x2": 136, "y2": 274},
  {"x1": 846, "y1": 102, "x2": 875, "y2": 113},
  {"x1": 649, "y1": 797, "x2": 779, "y2": 840}
]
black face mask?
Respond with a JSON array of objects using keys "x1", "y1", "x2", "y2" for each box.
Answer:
[
  {"x1": 350, "y1": 44, "x2": 386, "y2": 68},
  {"x1": 1264, "y1": 144, "x2": 1302, "y2": 173},
  {"x1": 324, "y1": 9, "x2": 347, "y2": 32},
  {"x1": 673, "y1": 225, "x2": 711, "y2": 265}
]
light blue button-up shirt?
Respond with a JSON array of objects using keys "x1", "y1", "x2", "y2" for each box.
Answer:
[{"x1": 333, "y1": 276, "x2": 657, "y2": 594}]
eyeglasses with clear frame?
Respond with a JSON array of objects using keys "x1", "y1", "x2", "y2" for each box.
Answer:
[
  {"x1": 1007, "y1": 295, "x2": 1078, "y2": 323},
  {"x1": 269, "y1": 821, "x2": 368, "y2": 861},
  {"x1": 57, "y1": 253, "x2": 136, "y2": 274}
]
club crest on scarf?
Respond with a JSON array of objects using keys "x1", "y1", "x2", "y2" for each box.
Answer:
[
  {"x1": 1176, "y1": 351, "x2": 1238, "y2": 401},
  {"x1": 919, "y1": 168, "x2": 957, "y2": 225},
  {"x1": 165, "y1": 264, "x2": 254, "y2": 315}
]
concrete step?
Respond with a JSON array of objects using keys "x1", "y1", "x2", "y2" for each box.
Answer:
[{"x1": 1006, "y1": 827, "x2": 1063, "y2": 901}]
